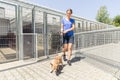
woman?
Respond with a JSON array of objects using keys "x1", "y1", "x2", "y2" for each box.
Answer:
[{"x1": 61, "y1": 9, "x2": 75, "y2": 66}]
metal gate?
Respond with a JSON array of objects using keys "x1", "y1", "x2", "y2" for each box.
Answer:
[
  {"x1": 0, "y1": 1, "x2": 18, "y2": 63},
  {"x1": 46, "y1": 13, "x2": 62, "y2": 56},
  {"x1": 21, "y1": 6, "x2": 37, "y2": 60},
  {"x1": 35, "y1": 9, "x2": 45, "y2": 59}
]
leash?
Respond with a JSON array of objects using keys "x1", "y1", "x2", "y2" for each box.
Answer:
[{"x1": 55, "y1": 31, "x2": 63, "y2": 54}]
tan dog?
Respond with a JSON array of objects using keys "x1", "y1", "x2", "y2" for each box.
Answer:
[{"x1": 50, "y1": 54, "x2": 63, "y2": 75}]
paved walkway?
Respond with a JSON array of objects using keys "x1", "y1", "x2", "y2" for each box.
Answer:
[
  {"x1": 0, "y1": 42, "x2": 120, "y2": 80},
  {"x1": 0, "y1": 56, "x2": 117, "y2": 80},
  {"x1": 81, "y1": 43, "x2": 120, "y2": 63}
]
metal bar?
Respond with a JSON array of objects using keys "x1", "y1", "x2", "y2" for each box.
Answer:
[
  {"x1": 18, "y1": 5, "x2": 23, "y2": 60},
  {"x1": 75, "y1": 28, "x2": 120, "y2": 35},
  {"x1": 35, "y1": 34, "x2": 38, "y2": 61},
  {"x1": 15, "y1": 4, "x2": 19, "y2": 59},
  {"x1": 0, "y1": 0, "x2": 17, "y2": 7},
  {"x1": 32, "y1": 6, "x2": 35, "y2": 33},
  {"x1": 43, "y1": 12, "x2": 48, "y2": 58},
  {"x1": 32, "y1": 6, "x2": 37, "y2": 60}
]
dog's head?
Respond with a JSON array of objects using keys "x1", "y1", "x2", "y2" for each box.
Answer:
[
  {"x1": 55, "y1": 54, "x2": 62, "y2": 59},
  {"x1": 50, "y1": 55, "x2": 62, "y2": 68}
]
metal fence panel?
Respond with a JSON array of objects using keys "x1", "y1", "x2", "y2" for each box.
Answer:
[
  {"x1": 47, "y1": 14, "x2": 61, "y2": 55},
  {"x1": 74, "y1": 28, "x2": 120, "y2": 49},
  {"x1": 22, "y1": 33, "x2": 37, "y2": 60},
  {"x1": 0, "y1": 2, "x2": 17, "y2": 63},
  {"x1": 74, "y1": 28, "x2": 120, "y2": 66}
]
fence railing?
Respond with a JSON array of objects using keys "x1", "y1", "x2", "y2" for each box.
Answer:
[{"x1": 74, "y1": 28, "x2": 120, "y2": 49}]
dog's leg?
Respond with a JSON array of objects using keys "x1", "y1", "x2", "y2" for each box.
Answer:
[
  {"x1": 62, "y1": 62, "x2": 63, "y2": 67},
  {"x1": 55, "y1": 66, "x2": 59, "y2": 76},
  {"x1": 50, "y1": 63, "x2": 54, "y2": 73},
  {"x1": 50, "y1": 70, "x2": 53, "y2": 73},
  {"x1": 60, "y1": 60, "x2": 63, "y2": 67},
  {"x1": 50, "y1": 67, "x2": 55, "y2": 73},
  {"x1": 57, "y1": 65, "x2": 60, "y2": 71}
]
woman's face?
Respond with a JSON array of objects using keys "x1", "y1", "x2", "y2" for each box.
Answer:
[{"x1": 66, "y1": 10, "x2": 72, "y2": 18}]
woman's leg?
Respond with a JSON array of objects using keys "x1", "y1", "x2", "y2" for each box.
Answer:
[
  {"x1": 67, "y1": 36, "x2": 74, "y2": 66},
  {"x1": 62, "y1": 44, "x2": 68, "y2": 61},
  {"x1": 67, "y1": 43, "x2": 73, "y2": 66},
  {"x1": 62, "y1": 44, "x2": 68, "y2": 55},
  {"x1": 67, "y1": 43, "x2": 73, "y2": 60}
]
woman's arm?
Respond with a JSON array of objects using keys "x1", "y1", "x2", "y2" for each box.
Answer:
[
  {"x1": 61, "y1": 23, "x2": 64, "y2": 35},
  {"x1": 61, "y1": 24, "x2": 64, "y2": 32}
]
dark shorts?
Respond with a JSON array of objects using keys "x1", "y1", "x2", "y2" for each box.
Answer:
[{"x1": 63, "y1": 36, "x2": 74, "y2": 44}]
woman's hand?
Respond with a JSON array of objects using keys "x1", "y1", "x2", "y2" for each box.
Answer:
[
  {"x1": 60, "y1": 31, "x2": 63, "y2": 35},
  {"x1": 63, "y1": 30, "x2": 68, "y2": 34}
]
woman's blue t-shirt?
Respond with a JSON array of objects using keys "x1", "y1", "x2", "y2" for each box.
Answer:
[{"x1": 61, "y1": 18, "x2": 75, "y2": 37}]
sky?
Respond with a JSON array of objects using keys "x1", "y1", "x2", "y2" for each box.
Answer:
[{"x1": 26, "y1": 0, "x2": 120, "y2": 21}]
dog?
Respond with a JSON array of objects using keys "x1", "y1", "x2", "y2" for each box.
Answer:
[{"x1": 50, "y1": 54, "x2": 63, "y2": 75}]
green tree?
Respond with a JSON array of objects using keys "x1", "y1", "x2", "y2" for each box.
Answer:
[
  {"x1": 113, "y1": 15, "x2": 120, "y2": 27},
  {"x1": 96, "y1": 6, "x2": 111, "y2": 24}
]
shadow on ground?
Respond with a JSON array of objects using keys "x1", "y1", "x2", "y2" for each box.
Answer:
[{"x1": 71, "y1": 52, "x2": 86, "y2": 63}]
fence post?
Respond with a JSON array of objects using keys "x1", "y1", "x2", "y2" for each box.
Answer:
[
  {"x1": 43, "y1": 12, "x2": 48, "y2": 58},
  {"x1": 32, "y1": 6, "x2": 37, "y2": 60},
  {"x1": 18, "y1": 5, "x2": 23, "y2": 60}
]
